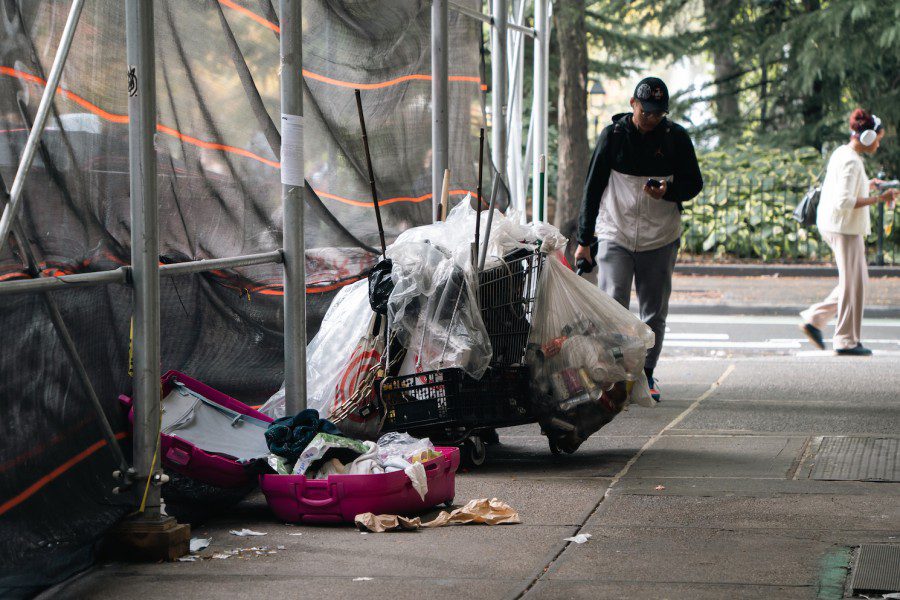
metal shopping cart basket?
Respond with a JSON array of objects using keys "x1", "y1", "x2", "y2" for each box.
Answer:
[{"x1": 379, "y1": 247, "x2": 545, "y2": 466}]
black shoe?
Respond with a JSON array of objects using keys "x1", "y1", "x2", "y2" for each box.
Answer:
[
  {"x1": 835, "y1": 344, "x2": 873, "y2": 356},
  {"x1": 799, "y1": 323, "x2": 825, "y2": 350}
]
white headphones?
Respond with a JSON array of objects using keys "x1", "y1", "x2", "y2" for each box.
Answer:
[{"x1": 857, "y1": 114, "x2": 882, "y2": 146}]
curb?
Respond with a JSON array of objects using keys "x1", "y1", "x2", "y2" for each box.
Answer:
[
  {"x1": 658, "y1": 303, "x2": 900, "y2": 319},
  {"x1": 675, "y1": 264, "x2": 900, "y2": 278}
]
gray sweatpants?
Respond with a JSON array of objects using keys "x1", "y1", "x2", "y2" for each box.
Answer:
[{"x1": 584, "y1": 239, "x2": 679, "y2": 373}]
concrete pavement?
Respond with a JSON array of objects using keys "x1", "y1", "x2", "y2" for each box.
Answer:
[{"x1": 50, "y1": 337, "x2": 900, "y2": 600}]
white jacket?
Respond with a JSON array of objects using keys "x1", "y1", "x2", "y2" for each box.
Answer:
[
  {"x1": 816, "y1": 144, "x2": 870, "y2": 236},
  {"x1": 597, "y1": 170, "x2": 680, "y2": 252}
]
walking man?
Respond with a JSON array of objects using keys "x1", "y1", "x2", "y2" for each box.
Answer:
[{"x1": 574, "y1": 77, "x2": 703, "y2": 401}]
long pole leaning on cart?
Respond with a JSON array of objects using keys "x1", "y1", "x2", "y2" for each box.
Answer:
[
  {"x1": 355, "y1": 89, "x2": 387, "y2": 257},
  {"x1": 474, "y1": 128, "x2": 485, "y2": 270}
]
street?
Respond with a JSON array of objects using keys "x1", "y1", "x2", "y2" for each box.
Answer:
[{"x1": 49, "y1": 312, "x2": 900, "y2": 600}]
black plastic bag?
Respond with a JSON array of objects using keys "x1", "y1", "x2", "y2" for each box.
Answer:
[{"x1": 368, "y1": 258, "x2": 394, "y2": 315}]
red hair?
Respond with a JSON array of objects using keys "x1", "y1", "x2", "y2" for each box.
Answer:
[{"x1": 849, "y1": 108, "x2": 875, "y2": 134}]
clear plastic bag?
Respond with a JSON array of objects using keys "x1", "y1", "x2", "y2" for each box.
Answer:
[
  {"x1": 387, "y1": 240, "x2": 492, "y2": 379},
  {"x1": 527, "y1": 256, "x2": 655, "y2": 450},
  {"x1": 258, "y1": 280, "x2": 385, "y2": 439},
  {"x1": 375, "y1": 432, "x2": 435, "y2": 463}
]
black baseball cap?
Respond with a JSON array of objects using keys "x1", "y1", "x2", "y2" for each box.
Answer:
[{"x1": 633, "y1": 77, "x2": 669, "y2": 113}]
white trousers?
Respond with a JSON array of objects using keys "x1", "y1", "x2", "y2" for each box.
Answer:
[{"x1": 800, "y1": 232, "x2": 868, "y2": 350}]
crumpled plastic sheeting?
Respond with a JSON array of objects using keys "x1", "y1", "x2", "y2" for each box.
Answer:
[
  {"x1": 387, "y1": 240, "x2": 492, "y2": 379},
  {"x1": 354, "y1": 498, "x2": 521, "y2": 532},
  {"x1": 259, "y1": 280, "x2": 382, "y2": 427}
]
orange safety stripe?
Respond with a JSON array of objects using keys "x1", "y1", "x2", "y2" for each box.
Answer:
[
  {"x1": 315, "y1": 188, "x2": 474, "y2": 208},
  {"x1": 0, "y1": 66, "x2": 275, "y2": 167},
  {"x1": 218, "y1": 0, "x2": 280, "y2": 33},
  {"x1": 0, "y1": 431, "x2": 129, "y2": 517},
  {"x1": 215, "y1": 2, "x2": 487, "y2": 91},
  {"x1": 1, "y1": 67, "x2": 484, "y2": 206}
]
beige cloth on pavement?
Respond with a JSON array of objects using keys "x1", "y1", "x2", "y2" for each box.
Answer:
[
  {"x1": 354, "y1": 498, "x2": 521, "y2": 532},
  {"x1": 800, "y1": 231, "x2": 868, "y2": 350}
]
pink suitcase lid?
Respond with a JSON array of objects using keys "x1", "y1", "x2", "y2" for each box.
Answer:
[
  {"x1": 259, "y1": 447, "x2": 460, "y2": 524},
  {"x1": 119, "y1": 370, "x2": 274, "y2": 488}
]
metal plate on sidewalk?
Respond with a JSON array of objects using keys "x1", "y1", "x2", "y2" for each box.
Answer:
[
  {"x1": 806, "y1": 437, "x2": 900, "y2": 482},
  {"x1": 851, "y1": 545, "x2": 900, "y2": 595}
]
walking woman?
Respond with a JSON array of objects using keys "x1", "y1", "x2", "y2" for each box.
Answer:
[{"x1": 800, "y1": 109, "x2": 898, "y2": 355}]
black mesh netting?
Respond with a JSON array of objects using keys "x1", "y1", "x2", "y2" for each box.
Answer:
[{"x1": 0, "y1": 0, "x2": 500, "y2": 595}]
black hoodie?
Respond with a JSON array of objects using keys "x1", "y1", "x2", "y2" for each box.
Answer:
[{"x1": 577, "y1": 112, "x2": 703, "y2": 247}]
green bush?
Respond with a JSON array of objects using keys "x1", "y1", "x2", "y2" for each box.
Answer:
[{"x1": 683, "y1": 143, "x2": 896, "y2": 264}]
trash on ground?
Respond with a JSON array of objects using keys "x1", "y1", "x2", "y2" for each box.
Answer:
[
  {"x1": 177, "y1": 556, "x2": 199, "y2": 562},
  {"x1": 189, "y1": 537, "x2": 211, "y2": 552},
  {"x1": 353, "y1": 577, "x2": 373, "y2": 582},
  {"x1": 563, "y1": 533, "x2": 592, "y2": 544},
  {"x1": 229, "y1": 529, "x2": 267, "y2": 537},
  {"x1": 355, "y1": 498, "x2": 520, "y2": 532},
  {"x1": 654, "y1": 485, "x2": 666, "y2": 491}
]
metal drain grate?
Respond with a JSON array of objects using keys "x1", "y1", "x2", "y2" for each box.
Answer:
[
  {"x1": 806, "y1": 437, "x2": 900, "y2": 482},
  {"x1": 851, "y1": 545, "x2": 900, "y2": 595}
]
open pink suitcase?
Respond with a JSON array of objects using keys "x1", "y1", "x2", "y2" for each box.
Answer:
[
  {"x1": 259, "y1": 447, "x2": 460, "y2": 524},
  {"x1": 120, "y1": 370, "x2": 273, "y2": 489}
]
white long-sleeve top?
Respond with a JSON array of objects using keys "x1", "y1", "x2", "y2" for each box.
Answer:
[{"x1": 816, "y1": 144, "x2": 870, "y2": 236}]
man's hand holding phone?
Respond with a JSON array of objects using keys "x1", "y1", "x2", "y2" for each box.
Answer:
[{"x1": 644, "y1": 178, "x2": 668, "y2": 200}]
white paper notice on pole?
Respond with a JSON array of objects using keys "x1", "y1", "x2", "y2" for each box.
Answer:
[{"x1": 280, "y1": 113, "x2": 305, "y2": 186}]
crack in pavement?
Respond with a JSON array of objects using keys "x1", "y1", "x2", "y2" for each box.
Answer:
[{"x1": 509, "y1": 363, "x2": 738, "y2": 600}]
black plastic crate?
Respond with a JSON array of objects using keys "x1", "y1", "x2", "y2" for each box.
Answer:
[
  {"x1": 380, "y1": 365, "x2": 535, "y2": 434},
  {"x1": 478, "y1": 248, "x2": 543, "y2": 366}
]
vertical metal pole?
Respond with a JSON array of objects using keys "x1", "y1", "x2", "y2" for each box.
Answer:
[
  {"x1": 431, "y1": 0, "x2": 449, "y2": 222},
  {"x1": 281, "y1": 0, "x2": 307, "y2": 415},
  {"x1": 491, "y1": 0, "x2": 508, "y2": 197},
  {"x1": 875, "y1": 202, "x2": 885, "y2": 266},
  {"x1": 0, "y1": 0, "x2": 85, "y2": 250},
  {"x1": 531, "y1": 0, "x2": 548, "y2": 222},
  {"x1": 126, "y1": 0, "x2": 160, "y2": 519}
]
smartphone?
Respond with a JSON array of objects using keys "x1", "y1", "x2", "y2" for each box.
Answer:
[{"x1": 646, "y1": 178, "x2": 663, "y2": 189}]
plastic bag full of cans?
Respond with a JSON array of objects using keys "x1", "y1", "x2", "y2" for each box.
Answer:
[{"x1": 525, "y1": 257, "x2": 655, "y2": 451}]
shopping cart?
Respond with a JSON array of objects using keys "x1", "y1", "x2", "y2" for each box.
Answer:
[{"x1": 379, "y1": 248, "x2": 545, "y2": 466}]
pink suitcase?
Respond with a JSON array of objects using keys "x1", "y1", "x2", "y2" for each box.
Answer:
[
  {"x1": 259, "y1": 447, "x2": 460, "y2": 524},
  {"x1": 120, "y1": 370, "x2": 273, "y2": 489}
]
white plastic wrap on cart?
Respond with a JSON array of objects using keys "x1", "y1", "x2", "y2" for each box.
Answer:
[
  {"x1": 259, "y1": 280, "x2": 385, "y2": 440},
  {"x1": 387, "y1": 240, "x2": 492, "y2": 379},
  {"x1": 394, "y1": 197, "x2": 566, "y2": 269},
  {"x1": 526, "y1": 256, "x2": 655, "y2": 406}
]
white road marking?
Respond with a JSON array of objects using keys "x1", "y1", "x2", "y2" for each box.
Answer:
[
  {"x1": 666, "y1": 340, "x2": 801, "y2": 349},
  {"x1": 665, "y1": 333, "x2": 731, "y2": 340},
  {"x1": 667, "y1": 314, "x2": 900, "y2": 327}
]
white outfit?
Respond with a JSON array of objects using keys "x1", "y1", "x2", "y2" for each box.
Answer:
[
  {"x1": 802, "y1": 144, "x2": 871, "y2": 350},
  {"x1": 597, "y1": 171, "x2": 680, "y2": 252}
]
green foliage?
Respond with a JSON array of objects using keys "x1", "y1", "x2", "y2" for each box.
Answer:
[{"x1": 683, "y1": 144, "x2": 898, "y2": 263}]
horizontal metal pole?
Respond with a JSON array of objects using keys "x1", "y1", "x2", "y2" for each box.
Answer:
[
  {"x1": 447, "y1": 1, "x2": 534, "y2": 36},
  {"x1": 0, "y1": 250, "x2": 284, "y2": 297},
  {"x1": 0, "y1": 268, "x2": 128, "y2": 296},
  {"x1": 159, "y1": 250, "x2": 283, "y2": 277}
]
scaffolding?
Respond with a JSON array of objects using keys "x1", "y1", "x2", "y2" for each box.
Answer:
[{"x1": 0, "y1": 0, "x2": 551, "y2": 561}]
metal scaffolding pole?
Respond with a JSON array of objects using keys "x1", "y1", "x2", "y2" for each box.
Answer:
[
  {"x1": 532, "y1": 0, "x2": 549, "y2": 222},
  {"x1": 0, "y1": 0, "x2": 85, "y2": 251},
  {"x1": 126, "y1": 0, "x2": 161, "y2": 519},
  {"x1": 491, "y1": 0, "x2": 508, "y2": 195},
  {"x1": 505, "y1": 0, "x2": 527, "y2": 213},
  {"x1": 280, "y1": 0, "x2": 307, "y2": 415},
  {"x1": 431, "y1": 0, "x2": 449, "y2": 221}
]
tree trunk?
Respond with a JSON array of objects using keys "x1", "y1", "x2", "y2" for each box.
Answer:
[
  {"x1": 552, "y1": 0, "x2": 588, "y2": 230},
  {"x1": 703, "y1": 0, "x2": 740, "y2": 136}
]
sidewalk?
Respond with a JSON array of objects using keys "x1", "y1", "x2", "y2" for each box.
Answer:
[
  {"x1": 666, "y1": 273, "x2": 900, "y2": 317},
  {"x1": 49, "y1": 355, "x2": 900, "y2": 600}
]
